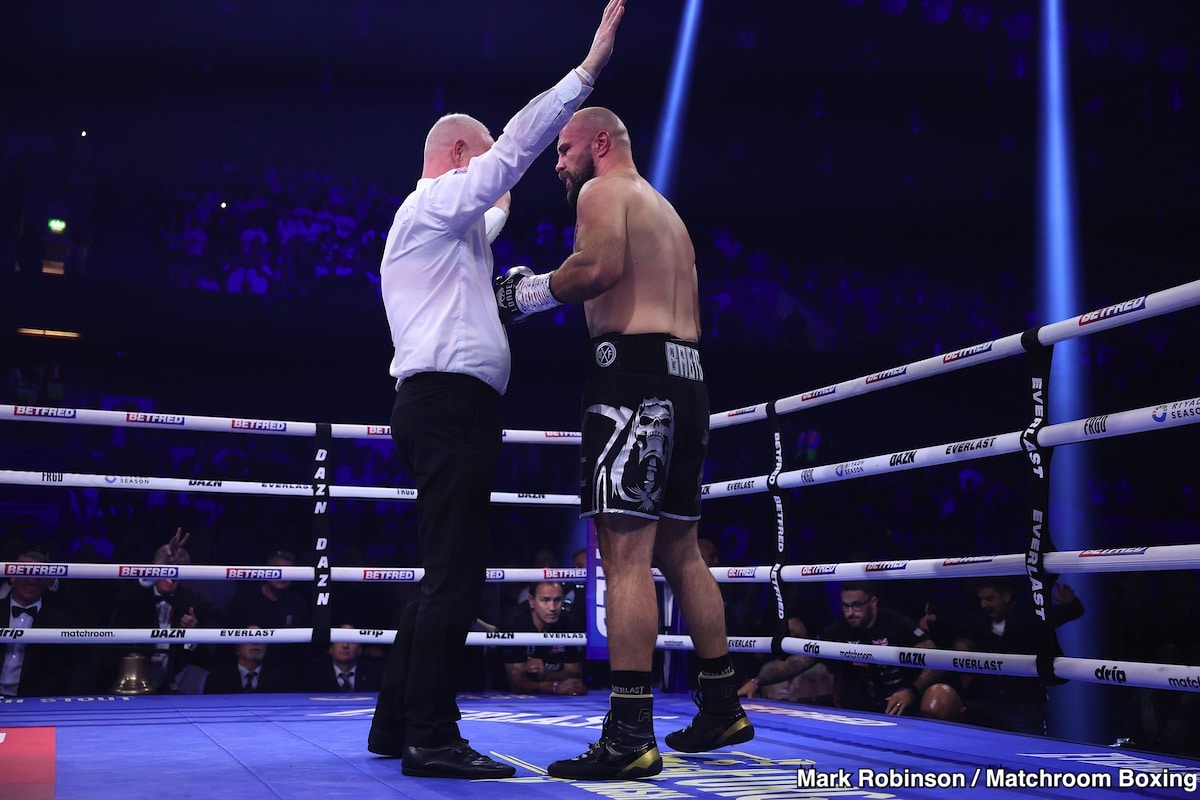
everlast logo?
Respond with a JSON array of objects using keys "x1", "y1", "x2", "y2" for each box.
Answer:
[
  {"x1": 728, "y1": 638, "x2": 756, "y2": 648},
  {"x1": 1083, "y1": 415, "x2": 1109, "y2": 436},
  {"x1": 1095, "y1": 665, "x2": 1128, "y2": 684},
  {"x1": 725, "y1": 479, "x2": 756, "y2": 492},
  {"x1": 1022, "y1": 377, "x2": 1045, "y2": 479},
  {"x1": 803, "y1": 641, "x2": 820, "y2": 655},
  {"x1": 188, "y1": 479, "x2": 223, "y2": 487},
  {"x1": 486, "y1": 632, "x2": 515, "y2": 639},
  {"x1": 152, "y1": 629, "x2": 185, "y2": 639},
  {"x1": 888, "y1": 450, "x2": 916, "y2": 467},
  {"x1": 799, "y1": 468, "x2": 816, "y2": 484},
  {"x1": 899, "y1": 651, "x2": 926, "y2": 667}
]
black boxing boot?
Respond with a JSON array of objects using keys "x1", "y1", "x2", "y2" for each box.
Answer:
[
  {"x1": 664, "y1": 666, "x2": 754, "y2": 753},
  {"x1": 547, "y1": 691, "x2": 662, "y2": 780}
]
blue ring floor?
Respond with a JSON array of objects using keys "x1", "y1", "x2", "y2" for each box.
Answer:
[{"x1": 4, "y1": 691, "x2": 1199, "y2": 798}]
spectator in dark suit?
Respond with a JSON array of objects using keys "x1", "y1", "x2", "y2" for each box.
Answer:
[
  {"x1": 304, "y1": 624, "x2": 383, "y2": 693},
  {"x1": 103, "y1": 540, "x2": 214, "y2": 693},
  {"x1": 2, "y1": 550, "x2": 91, "y2": 697},
  {"x1": 204, "y1": 627, "x2": 297, "y2": 694}
]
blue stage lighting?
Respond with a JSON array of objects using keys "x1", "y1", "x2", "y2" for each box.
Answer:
[{"x1": 648, "y1": 0, "x2": 703, "y2": 199}]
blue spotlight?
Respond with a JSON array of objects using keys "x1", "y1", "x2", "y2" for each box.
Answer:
[
  {"x1": 648, "y1": 0, "x2": 703, "y2": 198},
  {"x1": 1039, "y1": 0, "x2": 1100, "y2": 744}
]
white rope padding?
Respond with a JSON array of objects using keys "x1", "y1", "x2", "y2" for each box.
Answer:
[
  {"x1": 728, "y1": 278, "x2": 1200, "y2": 427},
  {"x1": 9, "y1": 544, "x2": 1200, "y2": 586},
  {"x1": 0, "y1": 470, "x2": 578, "y2": 507},
  {"x1": 16, "y1": 625, "x2": 1196, "y2": 695},
  {"x1": 11, "y1": 628, "x2": 315, "y2": 644},
  {"x1": 0, "y1": 405, "x2": 582, "y2": 445},
  {"x1": 703, "y1": 395, "x2": 1200, "y2": 499}
]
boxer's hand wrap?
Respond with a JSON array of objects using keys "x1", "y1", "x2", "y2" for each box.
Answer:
[{"x1": 494, "y1": 266, "x2": 561, "y2": 325}]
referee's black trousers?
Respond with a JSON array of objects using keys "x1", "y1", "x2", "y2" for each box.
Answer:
[{"x1": 372, "y1": 372, "x2": 501, "y2": 747}]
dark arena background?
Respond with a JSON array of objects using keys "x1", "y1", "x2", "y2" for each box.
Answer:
[{"x1": 2, "y1": 1, "x2": 1199, "y2": 798}]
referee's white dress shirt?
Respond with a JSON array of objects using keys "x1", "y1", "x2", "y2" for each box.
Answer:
[{"x1": 381, "y1": 70, "x2": 593, "y2": 396}]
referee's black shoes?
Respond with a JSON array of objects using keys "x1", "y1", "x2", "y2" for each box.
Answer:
[
  {"x1": 401, "y1": 740, "x2": 516, "y2": 779},
  {"x1": 367, "y1": 726, "x2": 405, "y2": 757}
]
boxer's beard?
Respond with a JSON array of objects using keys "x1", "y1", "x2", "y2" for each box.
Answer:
[{"x1": 565, "y1": 157, "x2": 596, "y2": 206}]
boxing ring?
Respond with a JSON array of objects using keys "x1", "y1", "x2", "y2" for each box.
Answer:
[{"x1": 3, "y1": 278, "x2": 1200, "y2": 798}]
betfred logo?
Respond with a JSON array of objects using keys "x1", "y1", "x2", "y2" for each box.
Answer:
[
  {"x1": 725, "y1": 406, "x2": 758, "y2": 417},
  {"x1": 865, "y1": 366, "x2": 907, "y2": 385},
  {"x1": 119, "y1": 566, "x2": 178, "y2": 579},
  {"x1": 726, "y1": 567, "x2": 756, "y2": 579},
  {"x1": 486, "y1": 569, "x2": 505, "y2": 580},
  {"x1": 366, "y1": 425, "x2": 390, "y2": 435},
  {"x1": 865, "y1": 561, "x2": 908, "y2": 572},
  {"x1": 14, "y1": 406, "x2": 77, "y2": 418},
  {"x1": 800, "y1": 386, "x2": 836, "y2": 402},
  {"x1": 5, "y1": 563, "x2": 68, "y2": 577},
  {"x1": 362, "y1": 569, "x2": 416, "y2": 581},
  {"x1": 943, "y1": 557, "x2": 994, "y2": 566},
  {"x1": 942, "y1": 342, "x2": 994, "y2": 364},
  {"x1": 543, "y1": 431, "x2": 578, "y2": 438},
  {"x1": 125, "y1": 412, "x2": 185, "y2": 425},
  {"x1": 1079, "y1": 548, "x2": 1148, "y2": 557},
  {"x1": 1078, "y1": 296, "x2": 1147, "y2": 326},
  {"x1": 225, "y1": 568, "x2": 284, "y2": 580},
  {"x1": 231, "y1": 419, "x2": 286, "y2": 431},
  {"x1": 800, "y1": 564, "x2": 837, "y2": 576}
]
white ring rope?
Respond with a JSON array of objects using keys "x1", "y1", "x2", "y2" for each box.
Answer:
[
  {"x1": 718, "y1": 278, "x2": 1200, "y2": 426},
  {"x1": 9, "y1": 623, "x2": 1194, "y2": 695},
  {"x1": 705, "y1": 395, "x2": 1199, "y2": 499},
  {"x1": 5, "y1": 392, "x2": 1193, "y2": 508},
  {"x1": 2, "y1": 280, "x2": 1198, "y2": 704},
  {"x1": 8, "y1": 543, "x2": 1200, "y2": 587},
  {"x1": 0, "y1": 470, "x2": 579, "y2": 507}
]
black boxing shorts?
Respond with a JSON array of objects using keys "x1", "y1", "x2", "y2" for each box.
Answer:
[{"x1": 579, "y1": 333, "x2": 709, "y2": 521}]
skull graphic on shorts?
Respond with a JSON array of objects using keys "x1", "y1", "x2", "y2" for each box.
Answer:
[{"x1": 618, "y1": 398, "x2": 674, "y2": 512}]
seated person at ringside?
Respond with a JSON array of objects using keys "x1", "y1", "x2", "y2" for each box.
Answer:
[
  {"x1": 496, "y1": 581, "x2": 587, "y2": 696},
  {"x1": 918, "y1": 577, "x2": 1084, "y2": 735},
  {"x1": 205, "y1": 627, "x2": 297, "y2": 694},
  {"x1": 303, "y1": 624, "x2": 383, "y2": 693}
]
